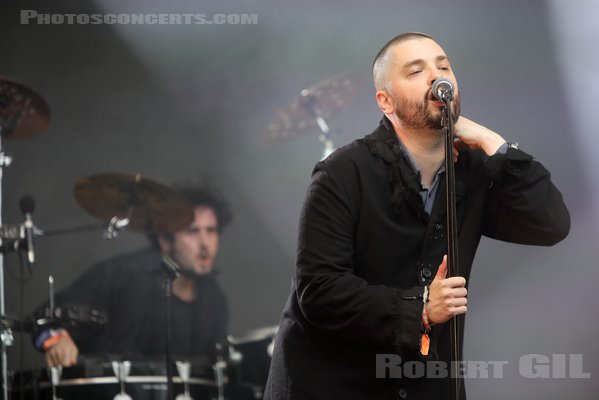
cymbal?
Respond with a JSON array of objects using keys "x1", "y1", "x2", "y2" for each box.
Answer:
[
  {"x1": 74, "y1": 173, "x2": 194, "y2": 235},
  {"x1": 0, "y1": 76, "x2": 50, "y2": 139},
  {"x1": 264, "y1": 73, "x2": 362, "y2": 141}
]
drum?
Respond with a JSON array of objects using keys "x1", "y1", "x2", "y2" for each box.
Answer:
[
  {"x1": 226, "y1": 326, "x2": 277, "y2": 400},
  {"x1": 10, "y1": 360, "x2": 219, "y2": 400}
]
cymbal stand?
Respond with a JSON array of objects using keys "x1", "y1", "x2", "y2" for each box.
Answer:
[
  {"x1": 212, "y1": 348, "x2": 226, "y2": 400},
  {"x1": 300, "y1": 90, "x2": 335, "y2": 160},
  {"x1": 0, "y1": 127, "x2": 14, "y2": 400}
]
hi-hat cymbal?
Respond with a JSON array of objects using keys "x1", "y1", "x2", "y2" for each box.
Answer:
[
  {"x1": 0, "y1": 76, "x2": 50, "y2": 139},
  {"x1": 74, "y1": 173, "x2": 193, "y2": 235},
  {"x1": 264, "y1": 73, "x2": 362, "y2": 141}
]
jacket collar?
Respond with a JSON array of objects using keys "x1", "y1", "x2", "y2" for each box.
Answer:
[{"x1": 361, "y1": 117, "x2": 468, "y2": 222}]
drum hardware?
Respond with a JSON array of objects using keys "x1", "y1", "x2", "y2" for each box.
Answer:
[
  {"x1": 264, "y1": 73, "x2": 363, "y2": 160},
  {"x1": 175, "y1": 361, "x2": 192, "y2": 400},
  {"x1": 226, "y1": 326, "x2": 278, "y2": 400},
  {"x1": 0, "y1": 75, "x2": 50, "y2": 400},
  {"x1": 104, "y1": 216, "x2": 130, "y2": 240},
  {"x1": 111, "y1": 361, "x2": 132, "y2": 400},
  {"x1": 34, "y1": 276, "x2": 110, "y2": 333},
  {"x1": 0, "y1": 216, "x2": 43, "y2": 253},
  {"x1": 49, "y1": 275, "x2": 55, "y2": 313},
  {"x1": 212, "y1": 354, "x2": 226, "y2": 400},
  {"x1": 49, "y1": 365, "x2": 62, "y2": 400},
  {"x1": 227, "y1": 345, "x2": 243, "y2": 364}
]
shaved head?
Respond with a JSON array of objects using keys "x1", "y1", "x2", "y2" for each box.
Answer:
[{"x1": 372, "y1": 32, "x2": 434, "y2": 91}]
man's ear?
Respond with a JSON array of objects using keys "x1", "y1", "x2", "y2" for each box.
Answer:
[{"x1": 375, "y1": 90, "x2": 395, "y2": 115}]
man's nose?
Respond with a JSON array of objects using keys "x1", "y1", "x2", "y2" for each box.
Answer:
[
  {"x1": 429, "y1": 70, "x2": 443, "y2": 86},
  {"x1": 195, "y1": 229, "x2": 207, "y2": 243}
]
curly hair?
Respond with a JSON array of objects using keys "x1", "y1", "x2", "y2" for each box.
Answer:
[{"x1": 148, "y1": 182, "x2": 233, "y2": 247}]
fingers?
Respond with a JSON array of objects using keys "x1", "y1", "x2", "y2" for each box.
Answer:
[
  {"x1": 442, "y1": 276, "x2": 467, "y2": 289},
  {"x1": 45, "y1": 336, "x2": 79, "y2": 367},
  {"x1": 452, "y1": 138, "x2": 467, "y2": 150},
  {"x1": 428, "y1": 256, "x2": 468, "y2": 324},
  {"x1": 45, "y1": 349, "x2": 57, "y2": 367}
]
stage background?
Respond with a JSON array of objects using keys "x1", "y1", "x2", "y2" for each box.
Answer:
[{"x1": 1, "y1": 0, "x2": 597, "y2": 398}]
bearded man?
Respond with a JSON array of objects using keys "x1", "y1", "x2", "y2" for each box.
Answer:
[{"x1": 264, "y1": 32, "x2": 570, "y2": 400}]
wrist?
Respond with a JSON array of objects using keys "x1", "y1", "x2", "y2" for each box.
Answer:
[
  {"x1": 422, "y1": 286, "x2": 434, "y2": 328},
  {"x1": 482, "y1": 132, "x2": 506, "y2": 156},
  {"x1": 37, "y1": 328, "x2": 69, "y2": 351}
]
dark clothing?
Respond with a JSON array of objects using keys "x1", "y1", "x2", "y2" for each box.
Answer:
[
  {"x1": 264, "y1": 118, "x2": 570, "y2": 400},
  {"x1": 33, "y1": 247, "x2": 228, "y2": 361}
]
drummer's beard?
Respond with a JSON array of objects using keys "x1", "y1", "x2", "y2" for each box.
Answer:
[
  {"x1": 164, "y1": 253, "x2": 215, "y2": 282},
  {"x1": 178, "y1": 267, "x2": 214, "y2": 280}
]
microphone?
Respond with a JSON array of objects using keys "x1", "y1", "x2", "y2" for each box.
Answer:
[
  {"x1": 432, "y1": 77, "x2": 454, "y2": 102},
  {"x1": 19, "y1": 195, "x2": 36, "y2": 264}
]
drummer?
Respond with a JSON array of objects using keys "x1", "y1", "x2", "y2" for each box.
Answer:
[{"x1": 31, "y1": 184, "x2": 232, "y2": 367}]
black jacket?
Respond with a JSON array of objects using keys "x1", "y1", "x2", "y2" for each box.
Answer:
[{"x1": 264, "y1": 117, "x2": 570, "y2": 400}]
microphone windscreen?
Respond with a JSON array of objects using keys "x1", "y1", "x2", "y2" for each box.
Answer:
[{"x1": 19, "y1": 195, "x2": 35, "y2": 215}]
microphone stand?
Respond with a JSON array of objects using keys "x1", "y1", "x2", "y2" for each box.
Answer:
[
  {"x1": 441, "y1": 96, "x2": 461, "y2": 400},
  {"x1": 161, "y1": 255, "x2": 181, "y2": 400}
]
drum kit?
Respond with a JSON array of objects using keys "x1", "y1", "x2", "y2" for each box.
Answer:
[
  {"x1": 0, "y1": 76, "x2": 275, "y2": 400},
  {"x1": 0, "y1": 71, "x2": 361, "y2": 399}
]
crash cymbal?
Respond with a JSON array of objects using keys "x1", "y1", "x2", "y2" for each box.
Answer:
[
  {"x1": 0, "y1": 76, "x2": 50, "y2": 139},
  {"x1": 264, "y1": 73, "x2": 362, "y2": 141},
  {"x1": 74, "y1": 173, "x2": 193, "y2": 235}
]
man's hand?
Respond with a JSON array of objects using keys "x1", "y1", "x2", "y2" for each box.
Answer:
[
  {"x1": 426, "y1": 255, "x2": 468, "y2": 324},
  {"x1": 45, "y1": 333, "x2": 79, "y2": 367},
  {"x1": 454, "y1": 116, "x2": 506, "y2": 156}
]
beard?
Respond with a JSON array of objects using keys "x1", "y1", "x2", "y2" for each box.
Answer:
[{"x1": 394, "y1": 89, "x2": 461, "y2": 130}]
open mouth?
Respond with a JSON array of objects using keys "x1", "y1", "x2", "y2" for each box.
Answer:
[{"x1": 428, "y1": 90, "x2": 442, "y2": 102}]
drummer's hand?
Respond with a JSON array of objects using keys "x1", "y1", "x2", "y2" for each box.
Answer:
[{"x1": 45, "y1": 334, "x2": 79, "y2": 367}]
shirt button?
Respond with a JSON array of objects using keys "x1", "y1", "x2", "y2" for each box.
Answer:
[
  {"x1": 422, "y1": 267, "x2": 432, "y2": 278},
  {"x1": 398, "y1": 388, "x2": 408, "y2": 399}
]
